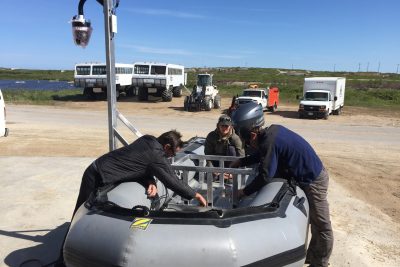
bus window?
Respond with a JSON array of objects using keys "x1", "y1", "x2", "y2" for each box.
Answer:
[
  {"x1": 92, "y1": 66, "x2": 107, "y2": 75},
  {"x1": 134, "y1": 65, "x2": 149, "y2": 75},
  {"x1": 151, "y1": 65, "x2": 166, "y2": 75},
  {"x1": 76, "y1": 66, "x2": 91, "y2": 75}
]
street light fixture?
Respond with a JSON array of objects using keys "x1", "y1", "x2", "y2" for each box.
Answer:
[{"x1": 71, "y1": 0, "x2": 122, "y2": 151}]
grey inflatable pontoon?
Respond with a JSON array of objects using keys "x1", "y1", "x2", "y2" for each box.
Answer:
[{"x1": 63, "y1": 138, "x2": 309, "y2": 267}]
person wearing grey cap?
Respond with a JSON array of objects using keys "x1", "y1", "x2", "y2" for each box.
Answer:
[{"x1": 204, "y1": 115, "x2": 245, "y2": 169}]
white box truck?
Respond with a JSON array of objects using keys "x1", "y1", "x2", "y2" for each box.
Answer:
[{"x1": 298, "y1": 77, "x2": 346, "y2": 119}]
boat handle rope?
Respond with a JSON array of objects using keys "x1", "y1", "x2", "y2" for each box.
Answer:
[{"x1": 132, "y1": 205, "x2": 150, "y2": 216}]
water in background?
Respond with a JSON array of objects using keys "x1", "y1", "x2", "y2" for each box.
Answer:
[{"x1": 0, "y1": 80, "x2": 77, "y2": 91}]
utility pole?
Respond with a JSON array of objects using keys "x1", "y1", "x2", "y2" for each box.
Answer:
[
  {"x1": 366, "y1": 62, "x2": 369, "y2": 72},
  {"x1": 397, "y1": 64, "x2": 399, "y2": 74},
  {"x1": 358, "y1": 63, "x2": 361, "y2": 72},
  {"x1": 103, "y1": 0, "x2": 118, "y2": 151},
  {"x1": 377, "y1": 62, "x2": 381, "y2": 73},
  {"x1": 333, "y1": 64, "x2": 336, "y2": 72}
]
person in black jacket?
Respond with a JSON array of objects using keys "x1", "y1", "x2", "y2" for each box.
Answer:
[
  {"x1": 54, "y1": 131, "x2": 206, "y2": 267},
  {"x1": 73, "y1": 130, "x2": 207, "y2": 214},
  {"x1": 230, "y1": 103, "x2": 333, "y2": 267}
]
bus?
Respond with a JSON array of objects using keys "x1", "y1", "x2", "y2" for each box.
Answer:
[
  {"x1": 131, "y1": 62, "x2": 186, "y2": 102},
  {"x1": 74, "y1": 62, "x2": 134, "y2": 99}
]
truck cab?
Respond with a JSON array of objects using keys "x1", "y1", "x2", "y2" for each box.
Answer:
[
  {"x1": 298, "y1": 90, "x2": 333, "y2": 119},
  {"x1": 236, "y1": 85, "x2": 279, "y2": 112}
]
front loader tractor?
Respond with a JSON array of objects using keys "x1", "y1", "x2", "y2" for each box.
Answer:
[{"x1": 184, "y1": 74, "x2": 221, "y2": 111}]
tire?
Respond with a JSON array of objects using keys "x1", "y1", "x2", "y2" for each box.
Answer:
[
  {"x1": 273, "y1": 102, "x2": 278, "y2": 112},
  {"x1": 269, "y1": 103, "x2": 277, "y2": 112},
  {"x1": 173, "y1": 86, "x2": 182, "y2": 97},
  {"x1": 4, "y1": 128, "x2": 9, "y2": 137},
  {"x1": 138, "y1": 87, "x2": 148, "y2": 101},
  {"x1": 204, "y1": 97, "x2": 213, "y2": 111},
  {"x1": 127, "y1": 86, "x2": 136, "y2": 97},
  {"x1": 161, "y1": 88, "x2": 173, "y2": 102},
  {"x1": 184, "y1": 96, "x2": 189, "y2": 111},
  {"x1": 214, "y1": 94, "x2": 221, "y2": 109},
  {"x1": 83, "y1": 87, "x2": 95, "y2": 100},
  {"x1": 324, "y1": 112, "x2": 329, "y2": 120},
  {"x1": 335, "y1": 107, "x2": 342, "y2": 115}
]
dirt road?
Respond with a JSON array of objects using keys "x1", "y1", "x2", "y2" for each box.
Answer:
[{"x1": 0, "y1": 97, "x2": 399, "y2": 266}]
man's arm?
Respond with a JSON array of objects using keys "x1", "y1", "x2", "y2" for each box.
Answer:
[
  {"x1": 150, "y1": 156, "x2": 196, "y2": 200},
  {"x1": 204, "y1": 131, "x2": 216, "y2": 167},
  {"x1": 243, "y1": 143, "x2": 278, "y2": 196},
  {"x1": 230, "y1": 134, "x2": 245, "y2": 157}
]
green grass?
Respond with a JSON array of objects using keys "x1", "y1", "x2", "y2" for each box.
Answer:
[
  {"x1": 345, "y1": 88, "x2": 400, "y2": 107},
  {"x1": 3, "y1": 89, "x2": 83, "y2": 105},
  {"x1": 1, "y1": 67, "x2": 400, "y2": 108}
]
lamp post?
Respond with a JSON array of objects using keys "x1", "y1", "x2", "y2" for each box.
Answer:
[
  {"x1": 72, "y1": 0, "x2": 119, "y2": 151},
  {"x1": 102, "y1": 0, "x2": 118, "y2": 151}
]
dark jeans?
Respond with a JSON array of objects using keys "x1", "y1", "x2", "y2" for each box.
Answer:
[
  {"x1": 300, "y1": 168, "x2": 333, "y2": 267},
  {"x1": 73, "y1": 162, "x2": 102, "y2": 215},
  {"x1": 58, "y1": 162, "x2": 102, "y2": 265}
]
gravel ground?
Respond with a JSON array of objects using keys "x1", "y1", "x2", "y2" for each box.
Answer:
[{"x1": 0, "y1": 97, "x2": 399, "y2": 266}]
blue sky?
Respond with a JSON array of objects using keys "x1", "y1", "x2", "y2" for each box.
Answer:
[{"x1": 0, "y1": 0, "x2": 399, "y2": 73}]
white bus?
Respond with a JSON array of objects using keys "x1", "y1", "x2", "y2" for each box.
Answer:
[
  {"x1": 74, "y1": 63, "x2": 134, "y2": 99},
  {"x1": 131, "y1": 62, "x2": 186, "y2": 102}
]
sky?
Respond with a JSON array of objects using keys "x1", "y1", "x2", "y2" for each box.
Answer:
[{"x1": 0, "y1": 0, "x2": 399, "y2": 73}]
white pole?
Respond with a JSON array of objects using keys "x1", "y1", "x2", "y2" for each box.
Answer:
[{"x1": 103, "y1": 0, "x2": 117, "y2": 151}]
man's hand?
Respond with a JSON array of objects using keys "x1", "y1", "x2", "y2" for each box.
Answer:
[
  {"x1": 213, "y1": 172, "x2": 233, "y2": 180},
  {"x1": 146, "y1": 184, "x2": 157, "y2": 197},
  {"x1": 223, "y1": 173, "x2": 233, "y2": 179},
  {"x1": 195, "y1": 193, "x2": 207, "y2": 207}
]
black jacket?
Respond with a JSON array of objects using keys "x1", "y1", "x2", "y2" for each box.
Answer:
[{"x1": 95, "y1": 135, "x2": 196, "y2": 200}]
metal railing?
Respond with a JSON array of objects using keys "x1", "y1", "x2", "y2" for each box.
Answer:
[{"x1": 171, "y1": 154, "x2": 254, "y2": 208}]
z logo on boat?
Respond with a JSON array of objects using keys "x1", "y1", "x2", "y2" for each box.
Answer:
[{"x1": 130, "y1": 217, "x2": 153, "y2": 230}]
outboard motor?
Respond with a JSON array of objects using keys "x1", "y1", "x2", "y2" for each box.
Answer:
[{"x1": 231, "y1": 102, "x2": 264, "y2": 141}]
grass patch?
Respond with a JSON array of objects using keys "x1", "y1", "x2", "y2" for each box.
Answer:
[
  {"x1": 345, "y1": 88, "x2": 400, "y2": 107},
  {"x1": 3, "y1": 89, "x2": 83, "y2": 105}
]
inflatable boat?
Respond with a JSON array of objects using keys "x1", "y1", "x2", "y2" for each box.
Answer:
[{"x1": 63, "y1": 137, "x2": 310, "y2": 267}]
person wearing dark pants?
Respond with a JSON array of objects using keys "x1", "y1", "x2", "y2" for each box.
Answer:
[
  {"x1": 55, "y1": 130, "x2": 207, "y2": 267},
  {"x1": 230, "y1": 102, "x2": 333, "y2": 267}
]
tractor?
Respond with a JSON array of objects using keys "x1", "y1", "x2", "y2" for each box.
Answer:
[{"x1": 184, "y1": 74, "x2": 221, "y2": 111}]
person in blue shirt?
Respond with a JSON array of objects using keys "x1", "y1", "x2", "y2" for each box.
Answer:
[{"x1": 230, "y1": 102, "x2": 333, "y2": 267}]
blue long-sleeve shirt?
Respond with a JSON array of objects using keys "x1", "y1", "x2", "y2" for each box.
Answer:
[{"x1": 241, "y1": 125, "x2": 323, "y2": 196}]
